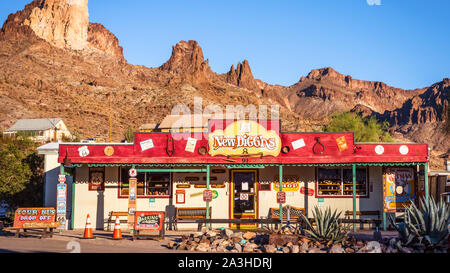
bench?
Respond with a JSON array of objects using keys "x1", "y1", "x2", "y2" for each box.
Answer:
[
  {"x1": 268, "y1": 206, "x2": 306, "y2": 229},
  {"x1": 175, "y1": 207, "x2": 211, "y2": 231},
  {"x1": 4, "y1": 222, "x2": 61, "y2": 239},
  {"x1": 344, "y1": 210, "x2": 380, "y2": 230},
  {"x1": 106, "y1": 211, "x2": 128, "y2": 231}
]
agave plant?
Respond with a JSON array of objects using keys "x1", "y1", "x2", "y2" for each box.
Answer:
[
  {"x1": 301, "y1": 206, "x2": 348, "y2": 245},
  {"x1": 389, "y1": 197, "x2": 450, "y2": 249}
]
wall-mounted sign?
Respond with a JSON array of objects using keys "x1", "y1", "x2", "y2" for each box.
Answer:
[
  {"x1": 203, "y1": 190, "x2": 213, "y2": 202},
  {"x1": 78, "y1": 146, "x2": 90, "y2": 157},
  {"x1": 300, "y1": 187, "x2": 314, "y2": 196},
  {"x1": 375, "y1": 145, "x2": 384, "y2": 155},
  {"x1": 383, "y1": 168, "x2": 415, "y2": 212},
  {"x1": 185, "y1": 137, "x2": 197, "y2": 153},
  {"x1": 176, "y1": 184, "x2": 191, "y2": 188},
  {"x1": 104, "y1": 146, "x2": 114, "y2": 156},
  {"x1": 129, "y1": 168, "x2": 137, "y2": 177},
  {"x1": 208, "y1": 120, "x2": 281, "y2": 157},
  {"x1": 134, "y1": 211, "x2": 165, "y2": 231},
  {"x1": 194, "y1": 184, "x2": 207, "y2": 188},
  {"x1": 240, "y1": 193, "x2": 249, "y2": 201},
  {"x1": 273, "y1": 175, "x2": 300, "y2": 192},
  {"x1": 292, "y1": 138, "x2": 306, "y2": 150},
  {"x1": 140, "y1": 138, "x2": 154, "y2": 151},
  {"x1": 318, "y1": 198, "x2": 325, "y2": 207},
  {"x1": 336, "y1": 136, "x2": 348, "y2": 152},
  {"x1": 13, "y1": 208, "x2": 56, "y2": 228},
  {"x1": 212, "y1": 190, "x2": 219, "y2": 199},
  {"x1": 399, "y1": 145, "x2": 409, "y2": 155},
  {"x1": 176, "y1": 190, "x2": 185, "y2": 204},
  {"x1": 211, "y1": 184, "x2": 226, "y2": 188},
  {"x1": 276, "y1": 192, "x2": 286, "y2": 204},
  {"x1": 58, "y1": 175, "x2": 66, "y2": 183}
]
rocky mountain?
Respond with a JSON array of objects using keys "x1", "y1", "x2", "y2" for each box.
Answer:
[{"x1": 0, "y1": 0, "x2": 448, "y2": 168}]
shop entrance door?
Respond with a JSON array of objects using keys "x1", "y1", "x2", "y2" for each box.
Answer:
[{"x1": 230, "y1": 170, "x2": 258, "y2": 229}]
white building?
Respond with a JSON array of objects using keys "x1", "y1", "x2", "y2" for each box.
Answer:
[{"x1": 3, "y1": 118, "x2": 71, "y2": 142}]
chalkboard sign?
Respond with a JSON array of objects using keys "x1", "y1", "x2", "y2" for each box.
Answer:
[{"x1": 134, "y1": 211, "x2": 165, "y2": 231}]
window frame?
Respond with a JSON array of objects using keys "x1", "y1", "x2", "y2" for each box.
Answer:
[
  {"x1": 118, "y1": 167, "x2": 171, "y2": 199},
  {"x1": 315, "y1": 166, "x2": 369, "y2": 198}
]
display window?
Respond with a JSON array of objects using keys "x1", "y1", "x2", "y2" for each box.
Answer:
[
  {"x1": 316, "y1": 167, "x2": 368, "y2": 198},
  {"x1": 119, "y1": 167, "x2": 170, "y2": 198}
]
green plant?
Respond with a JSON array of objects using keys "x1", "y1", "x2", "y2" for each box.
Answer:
[
  {"x1": 389, "y1": 197, "x2": 450, "y2": 250},
  {"x1": 124, "y1": 126, "x2": 134, "y2": 143},
  {"x1": 301, "y1": 206, "x2": 348, "y2": 245},
  {"x1": 324, "y1": 112, "x2": 394, "y2": 142}
]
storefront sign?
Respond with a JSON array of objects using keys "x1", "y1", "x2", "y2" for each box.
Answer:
[
  {"x1": 13, "y1": 208, "x2": 56, "y2": 228},
  {"x1": 277, "y1": 192, "x2": 286, "y2": 204},
  {"x1": 273, "y1": 175, "x2": 300, "y2": 191},
  {"x1": 318, "y1": 198, "x2": 324, "y2": 207},
  {"x1": 134, "y1": 211, "x2": 165, "y2": 231},
  {"x1": 383, "y1": 168, "x2": 416, "y2": 212},
  {"x1": 212, "y1": 190, "x2": 219, "y2": 199},
  {"x1": 208, "y1": 120, "x2": 281, "y2": 157},
  {"x1": 300, "y1": 187, "x2": 314, "y2": 196},
  {"x1": 58, "y1": 175, "x2": 66, "y2": 183},
  {"x1": 203, "y1": 190, "x2": 213, "y2": 202},
  {"x1": 129, "y1": 168, "x2": 137, "y2": 177}
]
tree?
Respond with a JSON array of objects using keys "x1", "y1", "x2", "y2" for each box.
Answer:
[
  {"x1": 323, "y1": 112, "x2": 394, "y2": 142},
  {"x1": 0, "y1": 135, "x2": 44, "y2": 208}
]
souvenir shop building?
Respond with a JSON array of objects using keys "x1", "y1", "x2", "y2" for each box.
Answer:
[{"x1": 57, "y1": 119, "x2": 430, "y2": 230}]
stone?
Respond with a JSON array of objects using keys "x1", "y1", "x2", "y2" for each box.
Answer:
[
  {"x1": 216, "y1": 246, "x2": 226, "y2": 252},
  {"x1": 243, "y1": 231, "x2": 257, "y2": 240},
  {"x1": 196, "y1": 243, "x2": 210, "y2": 252},
  {"x1": 193, "y1": 232, "x2": 204, "y2": 238},
  {"x1": 291, "y1": 245, "x2": 300, "y2": 253},
  {"x1": 344, "y1": 247, "x2": 355, "y2": 253},
  {"x1": 231, "y1": 232, "x2": 243, "y2": 239},
  {"x1": 206, "y1": 231, "x2": 217, "y2": 237},
  {"x1": 234, "y1": 243, "x2": 242, "y2": 252},
  {"x1": 269, "y1": 234, "x2": 299, "y2": 246},
  {"x1": 308, "y1": 247, "x2": 326, "y2": 253},
  {"x1": 282, "y1": 247, "x2": 290, "y2": 253},
  {"x1": 300, "y1": 237, "x2": 310, "y2": 244},
  {"x1": 177, "y1": 242, "x2": 187, "y2": 250},
  {"x1": 221, "y1": 228, "x2": 234, "y2": 238},
  {"x1": 167, "y1": 241, "x2": 177, "y2": 249},
  {"x1": 364, "y1": 241, "x2": 382, "y2": 253},
  {"x1": 243, "y1": 243, "x2": 258, "y2": 253},
  {"x1": 232, "y1": 237, "x2": 242, "y2": 243},
  {"x1": 299, "y1": 241, "x2": 309, "y2": 253},
  {"x1": 329, "y1": 244, "x2": 343, "y2": 253},
  {"x1": 286, "y1": 242, "x2": 293, "y2": 248},
  {"x1": 264, "y1": 244, "x2": 277, "y2": 253}
]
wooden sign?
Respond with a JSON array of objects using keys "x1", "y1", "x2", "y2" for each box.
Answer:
[
  {"x1": 176, "y1": 190, "x2": 185, "y2": 204},
  {"x1": 134, "y1": 211, "x2": 165, "y2": 231},
  {"x1": 383, "y1": 168, "x2": 416, "y2": 212},
  {"x1": 203, "y1": 190, "x2": 213, "y2": 202},
  {"x1": 277, "y1": 192, "x2": 286, "y2": 204},
  {"x1": 13, "y1": 208, "x2": 56, "y2": 228},
  {"x1": 176, "y1": 184, "x2": 191, "y2": 188},
  {"x1": 211, "y1": 184, "x2": 225, "y2": 188}
]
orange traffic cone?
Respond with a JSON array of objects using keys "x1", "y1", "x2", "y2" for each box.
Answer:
[
  {"x1": 112, "y1": 216, "x2": 122, "y2": 240},
  {"x1": 83, "y1": 214, "x2": 94, "y2": 239}
]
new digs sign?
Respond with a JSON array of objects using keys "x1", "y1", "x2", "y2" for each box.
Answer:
[{"x1": 208, "y1": 120, "x2": 281, "y2": 157}]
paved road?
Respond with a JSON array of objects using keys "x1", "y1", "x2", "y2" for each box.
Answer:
[{"x1": 0, "y1": 230, "x2": 186, "y2": 253}]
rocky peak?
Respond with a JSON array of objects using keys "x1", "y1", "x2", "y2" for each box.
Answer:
[
  {"x1": 160, "y1": 40, "x2": 213, "y2": 81},
  {"x1": 87, "y1": 23, "x2": 124, "y2": 61},
  {"x1": 1, "y1": 0, "x2": 124, "y2": 60},
  {"x1": 22, "y1": 0, "x2": 90, "y2": 51},
  {"x1": 226, "y1": 59, "x2": 259, "y2": 90}
]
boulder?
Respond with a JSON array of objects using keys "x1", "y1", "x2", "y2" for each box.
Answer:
[
  {"x1": 329, "y1": 244, "x2": 343, "y2": 253},
  {"x1": 299, "y1": 241, "x2": 309, "y2": 253},
  {"x1": 264, "y1": 244, "x2": 277, "y2": 253},
  {"x1": 243, "y1": 231, "x2": 257, "y2": 240},
  {"x1": 234, "y1": 243, "x2": 242, "y2": 252},
  {"x1": 291, "y1": 244, "x2": 300, "y2": 253},
  {"x1": 221, "y1": 228, "x2": 234, "y2": 238},
  {"x1": 243, "y1": 243, "x2": 258, "y2": 253}
]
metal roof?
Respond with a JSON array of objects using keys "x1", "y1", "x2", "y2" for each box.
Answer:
[{"x1": 4, "y1": 118, "x2": 62, "y2": 132}]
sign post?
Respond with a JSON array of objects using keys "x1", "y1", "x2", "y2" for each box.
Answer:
[
  {"x1": 128, "y1": 167, "x2": 137, "y2": 230},
  {"x1": 278, "y1": 165, "x2": 283, "y2": 225},
  {"x1": 56, "y1": 173, "x2": 67, "y2": 231}
]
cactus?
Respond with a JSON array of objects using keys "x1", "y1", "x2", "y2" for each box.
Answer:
[
  {"x1": 389, "y1": 197, "x2": 450, "y2": 250},
  {"x1": 301, "y1": 206, "x2": 348, "y2": 245}
]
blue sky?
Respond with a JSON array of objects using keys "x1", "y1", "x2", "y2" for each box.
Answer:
[{"x1": 1, "y1": 0, "x2": 449, "y2": 89}]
